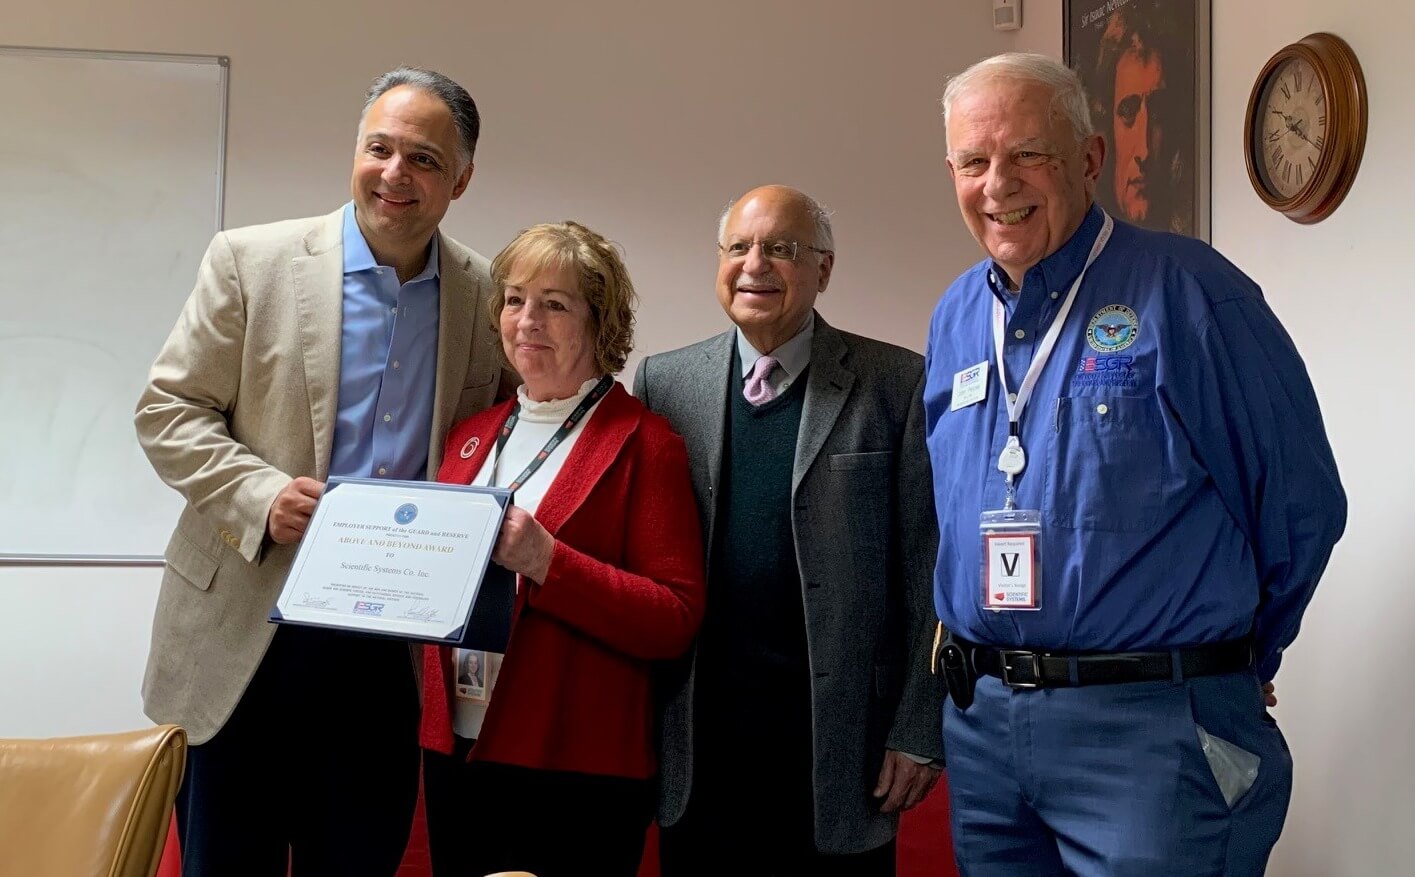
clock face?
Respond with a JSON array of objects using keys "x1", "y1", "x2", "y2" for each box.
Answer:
[{"x1": 1254, "y1": 57, "x2": 1329, "y2": 200}]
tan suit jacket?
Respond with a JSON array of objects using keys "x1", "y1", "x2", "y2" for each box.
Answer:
[{"x1": 135, "y1": 207, "x2": 514, "y2": 744}]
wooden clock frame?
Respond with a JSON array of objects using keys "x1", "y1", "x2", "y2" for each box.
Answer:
[{"x1": 1244, "y1": 32, "x2": 1367, "y2": 224}]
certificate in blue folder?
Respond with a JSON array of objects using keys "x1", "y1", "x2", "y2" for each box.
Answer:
[{"x1": 269, "y1": 477, "x2": 515, "y2": 652}]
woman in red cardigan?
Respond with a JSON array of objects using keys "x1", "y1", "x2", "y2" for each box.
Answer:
[{"x1": 420, "y1": 221, "x2": 705, "y2": 877}]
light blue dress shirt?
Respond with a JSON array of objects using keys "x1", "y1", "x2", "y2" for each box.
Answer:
[
  {"x1": 736, "y1": 312, "x2": 815, "y2": 395},
  {"x1": 924, "y1": 205, "x2": 1346, "y2": 680},
  {"x1": 329, "y1": 202, "x2": 441, "y2": 481}
]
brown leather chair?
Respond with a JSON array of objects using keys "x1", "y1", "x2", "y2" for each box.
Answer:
[{"x1": 0, "y1": 724, "x2": 187, "y2": 877}]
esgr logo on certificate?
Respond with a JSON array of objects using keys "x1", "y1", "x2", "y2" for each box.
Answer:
[{"x1": 353, "y1": 601, "x2": 385, "y2": 616}]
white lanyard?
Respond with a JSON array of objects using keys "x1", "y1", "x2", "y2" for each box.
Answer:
[{"x1": 991, "y1": 213, "x2": 1113, "y2": 500}]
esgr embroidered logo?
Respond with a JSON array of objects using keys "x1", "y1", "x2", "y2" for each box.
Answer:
[
  {"x1": 1086, "y1": 304, "x2": 1139, "y2": 353},
  {"x1": 353, "y1": 601, "x2": 385, "y2": 616},
  {"x1": 1076, "y1": 355, "x2": 1135, "y2": 374},
  {"x1": 1074, "y1": 355, "x2": 1140, "y2": 389},
  {"x1": 394, "y1": 503, "x2": 418, "y2": 525}
]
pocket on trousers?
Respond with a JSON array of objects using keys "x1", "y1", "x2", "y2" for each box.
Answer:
[{"x1": 1195, "y1": 724, "x2": 1261, "y2": 808}]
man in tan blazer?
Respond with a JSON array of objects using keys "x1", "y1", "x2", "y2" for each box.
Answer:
[{"x1": 135, "y1": 67, "x2": 513, "y2": 877}]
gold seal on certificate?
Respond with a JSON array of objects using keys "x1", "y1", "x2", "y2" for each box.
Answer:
[{"x1": 270, "y1": 477, "x2": 514, "y2": 647}]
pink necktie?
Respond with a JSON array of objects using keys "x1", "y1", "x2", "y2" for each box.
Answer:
[{"x1": 744, "y1": 355, "x2": 780, "y2": 406}]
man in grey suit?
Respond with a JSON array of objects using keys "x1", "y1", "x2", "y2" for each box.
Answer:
[
  {"x1": 136, "y1": 68, "x2": 512, "y2": 876},
  {"x1": 634, "y1": 184, "x2": 942, "y2": 875}
]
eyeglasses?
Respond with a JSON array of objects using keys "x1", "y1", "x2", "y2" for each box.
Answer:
[{"x1": 717, "y1": 239, "x2": 832, "y2": 263}]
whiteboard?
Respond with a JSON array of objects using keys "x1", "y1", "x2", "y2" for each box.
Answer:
[{"x1": 0, "y1": 47, "x2": 227, "y2": 562}]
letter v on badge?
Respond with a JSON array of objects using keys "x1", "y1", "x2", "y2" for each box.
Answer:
[
  {"x1": 980, "y1": 508, "x2": 1041, "y2": 611},
  {"x1": 952, "y1": 361, "x2": 990, "y2": 410}
]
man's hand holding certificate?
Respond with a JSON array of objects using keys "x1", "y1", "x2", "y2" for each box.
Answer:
[{"x1": 271, "y1": 477, "x2": 513, "y2": 647}]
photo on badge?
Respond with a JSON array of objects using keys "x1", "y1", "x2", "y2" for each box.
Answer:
[{"x1": 455, "y1": 649, "x2": 488, "y2": 701}]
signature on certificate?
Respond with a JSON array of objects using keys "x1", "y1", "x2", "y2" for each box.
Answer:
[
  {"x1": 297, "y1": 593, "x2": 333, "y2": 609},
  {"x1": 404, "y1": 605, "x2": 442, "y2": 621}
]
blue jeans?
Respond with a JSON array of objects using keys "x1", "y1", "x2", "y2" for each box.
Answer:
[{"x1": 944, "y1": 671, "x2": 1292, "y2": 877}]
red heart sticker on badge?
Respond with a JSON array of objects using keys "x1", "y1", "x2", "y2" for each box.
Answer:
[{"x1": 993, "y1": 592, "x2": 1006, "y2": 601}]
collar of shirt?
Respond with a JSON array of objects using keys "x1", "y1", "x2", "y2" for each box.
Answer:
[
  {"x1": 341, "y1": 201, "x2": 441, "y2": 288},
  {"x1": 985, "y1": 203, "x2": 1106, "y2": 308},
  {"x1": 328, "y1": 201, "x2": 443, "y2": 482},
  {"x1": 736, "y1": 311, "x2": 815, "y2": 380}
]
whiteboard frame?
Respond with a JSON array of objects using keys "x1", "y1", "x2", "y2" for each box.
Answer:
[{"x1": 0, "y1": 46, "x2": 229, "y2": 567}]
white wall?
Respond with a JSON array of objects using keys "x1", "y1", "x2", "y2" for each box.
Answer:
[
  {"x1": 1211, "y1": 4, "x2": 1415, "y2": 875},
  {"x1": 1010, "y1": 2, "x2": 1413, "y2": 874},
  {"x1": 0, "y1": 1, "x2": 1009, "y2": 737}
]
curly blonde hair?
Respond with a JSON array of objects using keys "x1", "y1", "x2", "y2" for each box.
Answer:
[{"x1": 489, "y1": 221, "x2": 638, "y2": 375}]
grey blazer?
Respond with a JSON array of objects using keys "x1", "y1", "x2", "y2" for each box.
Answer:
[
  {"x1": 135, "y1": 208, "x2": 515, "y2": 744},
  {"x1": 633, "y1": 313, "x2": 942, "y2": 854}
]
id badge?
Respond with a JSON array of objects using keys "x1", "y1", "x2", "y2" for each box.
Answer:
[
  {"x1": 980, "y1": 508, "x2": 1041, "y2": 611},
  {"x1": 951, "y1": 361, "x2": 989, "y2": 410}
]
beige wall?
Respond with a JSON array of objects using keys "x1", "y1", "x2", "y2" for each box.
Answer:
[
  {"x1": 0, "y1": 2, "x2": 1009, "y2": 731},
  {"x1": 1013, "y1": 1, "x2": 1412, "y2": 874},
  {"x1": 6, "y1": 0, "x2": 1011, "y2": 359}
]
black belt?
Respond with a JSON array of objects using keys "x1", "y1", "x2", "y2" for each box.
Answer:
[{"x1": 965, "y1": 639, "x2": 1253, "y2": 689}]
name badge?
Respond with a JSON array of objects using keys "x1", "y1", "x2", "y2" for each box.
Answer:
[
  {"x1": 980, "y1": 508, "x2": 1041, "y2": 611},
  {"x1": 952, "y1": 361, "x2": 990, "y2": 411}
]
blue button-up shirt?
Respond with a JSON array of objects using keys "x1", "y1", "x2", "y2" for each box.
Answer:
[
  {"x1": 924, "y1": 205, "x2": 1345, "y2": 680},
  {"x1": 329, "y1": 202, "x2": 441, "y2": 481}
]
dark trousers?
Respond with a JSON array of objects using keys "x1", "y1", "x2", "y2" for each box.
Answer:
[
  {"x1": 660, "y1": 802, "x2": 895, "y2": 877},
  {"x1": 175, "y1": 626, "x2": 421, "y2": 877},
  {"x1": 658, "y1": 713, "x2": 896, "y2": 877},
  {"x1": 422, "y1": 740, "x2": 654, "y2": 877}
]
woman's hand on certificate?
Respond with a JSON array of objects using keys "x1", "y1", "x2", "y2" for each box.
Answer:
[{"x1": 492, "y1": 505, "x2": 555, "y2": 584}]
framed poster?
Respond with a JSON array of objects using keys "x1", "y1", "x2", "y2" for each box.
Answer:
[{"x1": 1064, "y1": 0, "x2": 1210, "y2": 240}]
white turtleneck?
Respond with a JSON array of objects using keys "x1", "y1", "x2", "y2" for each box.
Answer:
[{"x1": 453, "y1": 376, "x2": 607, "y2": 740}]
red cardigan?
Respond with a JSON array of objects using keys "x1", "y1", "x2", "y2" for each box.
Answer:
[{"x1": 419, "y1": 382, "x2": 705, "y2": 779}]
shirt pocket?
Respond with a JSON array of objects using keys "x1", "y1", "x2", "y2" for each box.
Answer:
[{"x1": 1044, "y1": 395, "x2": 1164, "y2": 532}]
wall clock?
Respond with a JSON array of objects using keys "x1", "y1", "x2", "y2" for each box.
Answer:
[{"x1": 1244, "y1": 32, "x2": 1367, "y2": 224}]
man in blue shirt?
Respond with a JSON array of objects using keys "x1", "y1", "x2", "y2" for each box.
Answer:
[
  {"x1": 137, "y1": 68, "x2": 513, "y2": 876},
  {"x1": 925, "y1": 53, "x2": 1345, "y2": 876}
]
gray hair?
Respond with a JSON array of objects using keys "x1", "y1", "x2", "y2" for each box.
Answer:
[
  {"x1": 941, "y1": 53, "x2": 1094, "y2": 145},
  {"x1": 716, "y1": 192, "x2": 835, "y2": 252},
  {"x1": 359, "y1": 67, "x2": 480, "y2": 172}
]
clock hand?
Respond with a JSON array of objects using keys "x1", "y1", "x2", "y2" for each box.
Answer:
[{"x1": 1270, "y1": 109, "x2": 1317, "y2": 148}]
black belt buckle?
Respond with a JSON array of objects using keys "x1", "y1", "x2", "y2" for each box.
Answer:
[
  {"x1": 940, "y1": 638, "x2": 976, "y2": 710},
  {"x1": 1000, "y1": 650, "x2": 1043, "y2": 689}
]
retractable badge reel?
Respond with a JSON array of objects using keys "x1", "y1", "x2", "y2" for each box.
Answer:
[
  {"x1": 980, "y1": 437, "x2": 1042, "y2": 612},
  {"x1": 978, "y1": 214, "x2": 1113, "y2": 612}
]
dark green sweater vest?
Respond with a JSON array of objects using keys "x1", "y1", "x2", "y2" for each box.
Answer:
[{"x1": 698, "y1": 361, "x2": 812, "y2": 737}]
